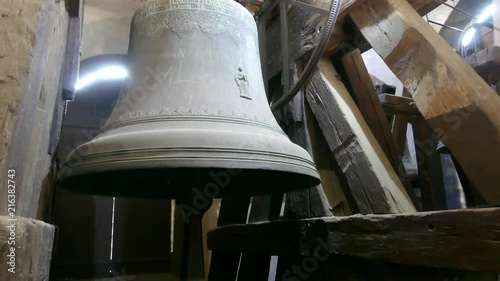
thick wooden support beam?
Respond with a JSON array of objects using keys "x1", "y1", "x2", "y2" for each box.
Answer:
[
  {"x1": 341, "y1": 49, "x2": 419, "y2": 208},
  {"x1": 208, "y1": 208, "x2": 500, "y2": 273},
  {"x1": 305, "y1": 59, "x2": 415, "y2": 214},
  {"x1": 350, "y1": 0, "x2": 500, "y2": 205}
]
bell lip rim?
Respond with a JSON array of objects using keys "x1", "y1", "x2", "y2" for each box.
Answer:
[
  {"x1": 59, "y1": 156, "x2": 320, "y2": 181},
  {"x1": 58, "y1": 166, "x2": 321, "y2": 199}
]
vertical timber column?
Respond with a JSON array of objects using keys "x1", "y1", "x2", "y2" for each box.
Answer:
[
  {"x1": 0, "y1": 0, "x2": 71, "y2": 279},
  {"x1": 350, "y1": 0, "x2": 500, "y2": 205}
]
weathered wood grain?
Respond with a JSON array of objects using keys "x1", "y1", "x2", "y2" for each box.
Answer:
[
  {"x1": 412, "y1": 117, "x2": 447, "y2": 211},
  {"x1": 341, "y1": 49, "x2": 419, "y2": 208},
  {"x1": 350, "y1": 0, "x2": 500, "y2": 205},
  {"x1": 305, "y1": 59, "x2": 415, "y2": 214},
  {"x1": 208, "y1": 208, "x2": 500, "y2": 273},
  {"x1": 379, "y1": 94, "x2": 421, "y2": 117},
  {"x1": 207, "y1": 197, "x2": 250, "y2": 281}
]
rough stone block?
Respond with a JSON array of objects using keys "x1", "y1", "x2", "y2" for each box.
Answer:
[{"x1": 0, "y1": 216, "x2": 55, "y2": 280}]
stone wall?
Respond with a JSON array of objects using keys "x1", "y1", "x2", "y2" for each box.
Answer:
[
  {"x1": 0, "y1": 0, "x2": 69, "y2": 219},
  {"x1": 0, "y1": 216, "x2": 55, "y2": 281}
]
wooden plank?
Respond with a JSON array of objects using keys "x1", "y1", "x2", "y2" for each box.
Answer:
[
  {"x1": 465, "y1": 46, "x2": 500, "y2": 82},
  {"x1": 237, "y1": 195, "x2": 283, "y2": 281},
  {"x1": 350, "y1": 0, "x2": 500, "y2": 205},
  {"x1": 265, "y1": 0, "x2": 443, "y2": 78},
  {"x1": 273, "y1": 63, "x2": 333, "y2": 281},
  {"x1": 62, "y1": 0, "x2": 82, "y2": 101},
  {"x1": 306, "y1": 101, "x2": 353, "y2": 216},
  {"x1": 112, "y1": 198, "x2": 171, "y2": 274},
  {"x1": 305, "y1": 59, "x2": 416, "y2": 214},
  {"x1": 283, "y1": 70, "x2": 333, "y2": 219},
  {"x1": 207, "y1": 197, "x2": 250, "y2": 281},
  {"x1": 51, "y1": 192, "x2": 113, "y2": 279},
  {"x1": 208, "y1": 208, "x2": 500, "y2": 273},
  {"x1": 341, "y1": 49, "x2": 419, "y2": 208},
  {"x1": 379, "y1": 94, "x2": 421, "y2": 117},
  {"x1": 391, "y1": 90, "x2": 412, "y2": 158},
  {"x1": 412, "y1": 117, "x2": 447, "y2": 211}
]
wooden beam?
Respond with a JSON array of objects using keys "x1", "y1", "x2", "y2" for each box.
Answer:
[
  {"x1": 237, "y1": 195, "x2": 282, "y2": 281},
  {"x1": 391, "y1": 90, "x2": 413, "y2": 160},
  {"x1": 350, "y1": 0, "x2": 500, "y2": 205},
  {"x1": 61, "y1": 0, "x2": 83, "y2": 101},
  {"x1": 341, "y1": 49, "x2": 419, "y2": 208},
  {"x1": 305, "y1": 59, "x2": 416, "y2": 214},
  {"x1": 265, "y1": 0, "x2": 443, "y2": 78},
  {"x1": 379, "y1": 94, "x2": 421, "y2": 117},
  {"x1": 207, "y1": 197, "x2": 250, "y2": 281},
  {"x1": 284, "y1": 63, "x2": 333, "y2": 219},
  {"x1": 465, "y1": 46, "x2": 500, "y2": 83},
  {"x1": 208, "y1": 208, "x2": 500, "y2": 273},
  {"x1": 412, "y1": 117, "x2": 447, "y2": 211}
]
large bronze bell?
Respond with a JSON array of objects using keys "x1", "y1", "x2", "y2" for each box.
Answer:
[{"x1": 59, "y1": 0, "x2": 320, "y2": 198}]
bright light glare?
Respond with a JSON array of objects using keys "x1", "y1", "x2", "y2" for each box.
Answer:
[
  {"x1": 477, "y1": 4, "x2": 497, "y2": 23},
  {"x1": 462, "y1": 4, "x2": 496, "y2": 46},
  {"x1": 75, "y1": 65, "x2": 128, "y2": 91},
  {"x1": 462, "y1": 28, "x2": 477, "y2": 46}
]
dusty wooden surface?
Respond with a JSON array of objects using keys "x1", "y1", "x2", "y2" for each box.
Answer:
[
  {"x1": 350, "y1": 0, "x2": 500, "y2": 205},
  {"x1": 306, "y1": 59, "x2": 415, "y2": 214},
  {"x1": 208, "y1": 208, "x2": 500, "y2": 273},
  {"x1": 341, "y1": 49, "x2": 419, "y2": 208},
  {"x1": 379, "y1": 94, "x2": 421, "y2": 117}
]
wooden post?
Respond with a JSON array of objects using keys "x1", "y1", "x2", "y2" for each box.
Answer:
[
  {"x1": 237, "y1": 195, "x2": 283, "y2": 281},
  {"x1": 350, "y1": 0, "x2": 500, "y2": 205},
  {"x1": 412, "y1": 117, "x2": 447, "y2": 211},
  {"x1": 207, "y1": 197, "x2": 250, "y2": 281},
  {"x1": 305, "y1": 59, "x2": 416, "y2": 214},
  {"x1": 341, "y1": 49, "x2": 419, "y2": 208},
  {"x1": 390, "y1": 90, "x2": 413, "y2": 157}
]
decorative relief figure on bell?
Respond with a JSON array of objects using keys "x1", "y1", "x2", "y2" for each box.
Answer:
[{"x1": 235, "y1": 66, "x2": 251, "y2": 100}]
